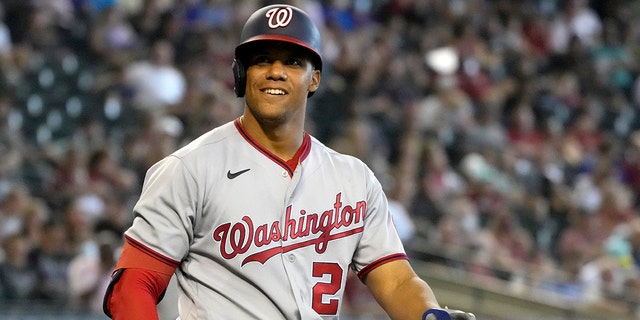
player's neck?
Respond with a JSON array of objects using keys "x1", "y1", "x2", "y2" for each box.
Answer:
[{"x1": 239, "y1": 115, "x2": 305, "y2": 161}]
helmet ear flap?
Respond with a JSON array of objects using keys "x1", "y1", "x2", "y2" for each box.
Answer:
[{"x1": 232, "y1": 58, "x2": 246, "y2": 97}]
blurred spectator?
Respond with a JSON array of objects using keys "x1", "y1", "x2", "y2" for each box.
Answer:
[
  {"x1": 0, "y1": 93, "x2": 23, "y2": 181},
  {"x1": 565, "y1": 109, "x2": 605, "y2": 159},
  {"x1": 18, "y1": 2, "x2": 64, "y2": 51},
  {"x1": 513, "y1": 189, "x2": 548, "y2": 251},
  {"x1": 128, "y1": 0, "x2": 167, "y2": 42},
  {"x1": 548, "y1": 0, "x2": 602, "y2": 53},
  {"x1": 88, "y1": 4, "x2": 140, "y2": 67},
  {"x1": 599, "y1": 89, "x2": 636, "y2": 139},
  {"x1": 21, "y1": 197, "x2": 50, "y2": 249},
  {"x1": 389, "y1": 197, "x2": 416, "y2": 243},
  {"x1": 592, "y1": 179, "x2": 635, "y2": 238},
  {"x1": 46, "y1": 145, "x2": 89, "y2": 204},
  {"x1": 86, "y1": 147, "x2": 138, "y2": 198},
  {"x1": 435, "y1": 194, "x2": 480, "y2": 257},
  {"x1": 451, "y1": 18, "x2": 513, "y2": 106},
  {"x1": 578, "y1": 255, "x2": 627, "y2": 304},
  {"x1": 621, "y1": 131, "x2": 640, "y2": 208},
  {"x1": 557, "y1": 209, "x2": 607, "y2": 269},
  {"x1": 64, "y1": 194, "x2": 105, "y2": 254},
  {"x1": 67, "y1": 231, "x2": 118, "y2": 314},
  {"x1": 120, "y1": 111, "x2": 184, "y2": 180},
  {"x1": 0, "y1": 233, "x2": 38, "y2": 300},
  {"x1": 0, "y1": 183, "x2": 30, "y2": 242},
  {"x1": 327, "y1": 114, "x2": 392, "y2": 179},
  {"x1": 28, "y1": 220, "x2": 72, "y2": 304},
  {"x1": 410, "y1": 140, "x2": 466, "y2": 227},
  {"x1": 0, "y1": 4, "x2": 13, "y2": 77},
  {"x1": 94, "y1": 193, "x2": 131, "y2": 239},
  {"x1": 629, "y1": 222, "x2": 640, "y2": 269},
  {"x1": 478, "y1": 207, "x2": 535, "y2": 282},
  {"x1": 546, "y1": 184, "x2": 573, "y2": 259},
  {"x1": 413, "y1": 75, "x2": 474, "y2": 149},
  {"x1": 462, "y1": 103, "x2": 507, "y2": 155},
  {"x1": 591, "y1": 20, "x2": 636, "y2": 92},
  {"x1": 123, "y1": 39, "x2": 186, "y2": 115},
  {"x1": 190, "y1": 0, "x2": 235, "y2": 30},
  {"x1": 506, "y1": 103, "x2": 546, "y2": 162}
]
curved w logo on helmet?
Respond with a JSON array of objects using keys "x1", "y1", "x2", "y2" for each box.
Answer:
[{"x1": 266, "y1": 7, "x2": 293, "y2": 29}]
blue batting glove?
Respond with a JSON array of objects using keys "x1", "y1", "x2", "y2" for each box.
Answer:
[{"x1": 423, "y1": 307, "x2": 476, "y2": 320}]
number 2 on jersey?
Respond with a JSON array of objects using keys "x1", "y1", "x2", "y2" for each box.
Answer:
[{"x1": 311, "y1": 262, "x2": 343, "y2": 314}]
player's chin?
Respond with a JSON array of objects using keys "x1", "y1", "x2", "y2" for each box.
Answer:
[{"x1": 250, "y1": 107, "x2": 290, "y2": 124}]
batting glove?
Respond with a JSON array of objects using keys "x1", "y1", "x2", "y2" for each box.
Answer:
[{"x1": 423, "y1": 307, "x2": 476, "y2": 320}]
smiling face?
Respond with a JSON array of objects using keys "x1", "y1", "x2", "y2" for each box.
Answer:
[{"x1": 242, "y1": 41, "x2": 321, "y2": 125}]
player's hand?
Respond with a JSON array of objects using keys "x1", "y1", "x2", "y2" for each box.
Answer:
[{"x1": 422, "y1": 307, "x2": 476, "y2": 320}]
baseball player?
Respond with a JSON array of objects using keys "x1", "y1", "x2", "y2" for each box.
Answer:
[{"x1": 103, "y1": 4, "x2": 475, "y2": 320}]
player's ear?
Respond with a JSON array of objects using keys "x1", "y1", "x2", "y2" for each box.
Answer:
[{"x1": 308, "y1": 69, "x2": 321, "y2": 94}]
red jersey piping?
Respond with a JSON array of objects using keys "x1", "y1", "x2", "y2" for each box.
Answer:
[{"x1": 234, "y1": 118, "x2": 311, "y2": 176}]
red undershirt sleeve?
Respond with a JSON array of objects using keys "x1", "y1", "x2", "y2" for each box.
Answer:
[{"x1": 104, "y1": 240, "x2": 177, "y2": 319}]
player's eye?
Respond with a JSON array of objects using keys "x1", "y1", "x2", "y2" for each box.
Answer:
[
  {"x1": 252, "y1": 55, "x2": 271, "y2": 65},
  {"x1": 286, "y1": 57, "x2": 304, "y2": 67}
]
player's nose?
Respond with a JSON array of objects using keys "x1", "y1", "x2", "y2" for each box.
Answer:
[{"x1": 266, "y1": 60, "x2": 287, "y2": 80}]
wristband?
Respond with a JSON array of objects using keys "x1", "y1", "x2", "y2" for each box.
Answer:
[
  {"x1": 423, "y1": 308, "x2": 452, "y2": 320},
  {"x1": 423, "y1": 307, "x2": 476, "y2": 320}
]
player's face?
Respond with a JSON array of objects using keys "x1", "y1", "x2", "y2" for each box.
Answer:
[{"x1": 244, "y1": 42, "x2": 320, "y2": 123}]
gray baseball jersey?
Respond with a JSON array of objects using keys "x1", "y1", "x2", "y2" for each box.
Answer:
[{"x1": 124, "y1": 119, "x2": 408, "y2": 319}]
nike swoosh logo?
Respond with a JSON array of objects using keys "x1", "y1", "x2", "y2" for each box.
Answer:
[{"x1": 227, "y1": 168, "x2": 251, "y2": 179}]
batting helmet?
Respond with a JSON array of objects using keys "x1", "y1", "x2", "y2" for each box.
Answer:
[{"x1": 232, "y1": 4, "x2": 322, "y2": 97}]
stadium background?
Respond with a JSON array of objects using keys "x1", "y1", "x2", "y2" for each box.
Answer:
[{"x1": 0, "y1": 0, "x2": 640, "y2": 319}]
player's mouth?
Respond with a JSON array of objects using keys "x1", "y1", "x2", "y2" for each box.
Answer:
[{"x1": 262, "y1": 88, "x2": 287, "y2": 95}]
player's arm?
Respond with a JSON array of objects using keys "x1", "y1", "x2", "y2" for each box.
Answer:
[
  {"x1": 363, "y1": 259, "x2": 475, "y2": 320},
  {"x1": 363, "y1": 259, "x2": 439, "y2": 319},
  {"x1": 103, "y1": 239, "x2": 178, "y2": 319}
]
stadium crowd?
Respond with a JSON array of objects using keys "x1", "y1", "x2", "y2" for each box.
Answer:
[{"x1": 0, "y1": 0, "x2": 640, "y2": 317}]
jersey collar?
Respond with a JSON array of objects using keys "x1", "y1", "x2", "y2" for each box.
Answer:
[{"x1": 234, "y1": 118, "x2": 311, "y2": 177}]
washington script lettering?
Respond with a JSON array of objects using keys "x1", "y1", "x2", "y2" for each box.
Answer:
[{"x1": 213, "y1": 193, "x2": 366, "y2": 265}]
